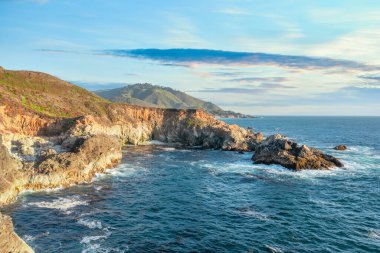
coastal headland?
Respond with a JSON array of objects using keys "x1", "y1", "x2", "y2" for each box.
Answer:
[{"x1": 0, "y1": 67, "x2": 343, "y2": 252}]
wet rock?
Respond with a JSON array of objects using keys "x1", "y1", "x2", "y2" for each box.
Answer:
[
  {"x1": 334, "y1": 145, "x2": 347, "y2": 151},
  {"x1": 252, "y1": 134, "x2": 344, "y2": 171}
]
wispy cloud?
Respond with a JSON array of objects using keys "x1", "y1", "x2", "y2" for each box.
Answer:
[
  {"x1": 213, "y1": 8, "x2": 251, "y2": 16},
  {"x1": 226, "y1": 77, "x2": 288, "y2": 83},
  {"x1": 308, "y1": 29, "x2": 380, "y2": 65},
  {"x1": 359, "y1": 75, "x2": 380, "y2": 81},
  {"x1": 99, "y1": 48, "x2": 379, "y2": 71},
  {"x1": 194, "y1": 82, "x2": 294, "y2": 94}
]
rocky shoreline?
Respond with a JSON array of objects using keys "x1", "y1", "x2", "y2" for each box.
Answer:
[
  {"x1": 0, "y1": 68, "x2": 344, "y2": 252},
  {"x1": 0, "y1": 105, "x2": 263, "y2": 252}
]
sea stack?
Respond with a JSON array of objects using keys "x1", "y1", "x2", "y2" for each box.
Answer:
[{"x1": 252, "y1": 134, "x2": 344, "y2": 170}]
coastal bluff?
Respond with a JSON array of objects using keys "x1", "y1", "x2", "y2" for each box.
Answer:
[{"x1": 0, "y1": 67, "x2": 343, "y2": 252}]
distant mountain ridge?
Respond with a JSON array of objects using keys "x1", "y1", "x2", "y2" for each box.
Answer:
[{"x1": 94, "y1": 83, "x2": 253, "y2": 118}]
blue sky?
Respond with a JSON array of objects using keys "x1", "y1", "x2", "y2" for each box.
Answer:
[{"x1": 1, "y1": 0, "x2": 380, "y2": 115}]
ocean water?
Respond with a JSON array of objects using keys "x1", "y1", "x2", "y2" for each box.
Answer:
[{"x1": 2, "y1": 117, "x2": 380, "y2": 253}]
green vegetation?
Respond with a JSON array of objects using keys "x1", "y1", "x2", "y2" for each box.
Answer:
[
  {"x1": 0, "y1": 69, "x2": 111, "y2": 118},
  {"x1": 94, "y1": 83, "x2": 253, "y2": 118},
  {"x1": 185, "y1": 117, "x2": 206, "y2": 128}
]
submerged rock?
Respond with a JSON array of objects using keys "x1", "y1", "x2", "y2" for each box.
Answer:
[
  {"x1": 334, "y1": 145, "x2": 347, "y2": 151},
  {"x1": 252, "y1": 134, "x2": 343, "y2": 171}
]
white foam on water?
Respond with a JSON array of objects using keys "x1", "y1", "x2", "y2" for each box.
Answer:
[
  {"x1": 265, "y1": 245, "x2": 283, "y2": 253},
  {"x1": 23, "y1": 234, "x2": 35, "y2": 242},
  {"x1": 144, "y1": 140, "x2": 168, "y2": 145},
  {"x1": 78, "y1": 218, "x2": 103, "y2": 229},
  {"x1": 308, "y1": 197, "x2": 341, "y2": 208},
  {"x1": 236, "y1": 208, "x2": 269, "y2": 221},
  {"x1": 94, "y1": 163, "x2": 141, "y2": 179},
  {"x1": 158, "y1": 147, "x2": 176, "y2": 151},
  {"x1": 368, "y1": 229, "x2": 380, "y2": 240},
  {"x1": 28, "y1": 196, "x2": 88, "y2": 214},
  {"x1": 94, "y1": 185, "x2": 103, "y2": 191},
  {"x1": 23, "y1": 232, "x2": 50, "y2": 242},
  {"x1": 108, "y1": 165, "x2": 140, "y2": 178},
  {"x1": 18, "y1": 186, "x2": 65, "y2": 202},
  {"x1": 201, "y1": 159, "x2": 351, "y2": 182},
  {"x1": 80, "y1": 230, "x2": 112, "y2": 253}
]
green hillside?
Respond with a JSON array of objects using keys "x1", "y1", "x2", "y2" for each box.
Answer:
[
  {"x1": 94, "y1": 83, "x2": 253, "y2": 118},
  {"x1": 0, "y1": 67, "x2": 110, "y2": 118}
]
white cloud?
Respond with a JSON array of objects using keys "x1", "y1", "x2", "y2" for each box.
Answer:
[
  {"x1": 161, "y1": 14, "x2": 208, "y2": 47},
  {"x1": 308, "y1": 29, "x2": 380, "y2": 65},
  {"x1": 309, "y1": 8, "x2": 380, "y2": 24},
  {"x1": 213, "y1": 8, "x2": 251, "y2": 16}
]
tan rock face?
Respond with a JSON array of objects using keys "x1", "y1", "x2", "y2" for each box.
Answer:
[
  {"x1": 0, "y1": 136, "x2": 29, "y2": 205},
  {"x1": 0, "y1": 213, "x2": 34, "y2": 253},
  {"x1": 252, "y1": 134, "x2": 344, "y2": 171},
  {"x1": 0, "y1": 134, "x2": 121, "y2": 252},
  {"x1": 26, "y1": 135, "x2": 122, "y2": 190},
  {"x1": 68, "y1": 108, "x2": 262, "y2": 151}
]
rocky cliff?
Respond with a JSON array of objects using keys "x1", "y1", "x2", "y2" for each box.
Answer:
[
  {"x1": 0, "y1": 67, "x2": 262, "y2": 251},
  {"x1": 0, "y1": 67, "x2": 342, "y2": 251}
]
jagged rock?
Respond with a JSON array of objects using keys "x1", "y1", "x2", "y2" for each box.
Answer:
[
  {"x1": 0, "y1": 213, "x2": 34, "y2": 253},
  {"x1": 61, "y1": 136, "x2": 84, "y2": 150},
  {"x1": 0, "y1": 137, "x2": 33, "y2": 252},
  {"x1": 0, "y1": 136, "x2": 28, "y2": 205},
  {"x1": 334, "y1": 145, "x2": 347, "y2": 151},
  {"x1": 15, "y1": 138, "x2": 35, "y2": 156},
  {"x1": 28, "y1": 135, "x2": 122, "y2": 188},
  {"x1": 252, "y1": 134, "x2": 344, "y2": 170}
]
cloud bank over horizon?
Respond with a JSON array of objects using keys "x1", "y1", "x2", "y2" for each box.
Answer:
[{"x1": 101, "y1": 48, "x2": 379, "y2": 71}]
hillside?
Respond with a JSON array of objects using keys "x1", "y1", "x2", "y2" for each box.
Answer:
[
  {"x1": 0, "y1": 66, "x2": 110, "y2": 119},
  {"x1": 94, "y1": 83, "x2": 253, "y2": 118}
]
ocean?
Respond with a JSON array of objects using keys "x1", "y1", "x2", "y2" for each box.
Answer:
[{"x1": 2, "y1": 117, "x2": 380, "y2": 252}]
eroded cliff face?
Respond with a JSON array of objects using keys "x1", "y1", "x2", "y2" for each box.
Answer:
[
  {"x1": 0, "y1": 102, "x2": 261, "y2": 150},
  {"x1": 0, "y1": 213, "x2": 34, "y2": 253},
  {"x1": 0, "y1": 134, "x2": 122, "y2": 252},
  {"x1": 0, "y1": 101, "x2": 263, "y2": 251},
  {"x1": 68, "y1": 106, "x2": 261, "y2": 150}
]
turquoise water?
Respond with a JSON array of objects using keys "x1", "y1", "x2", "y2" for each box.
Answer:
[{"x1": 3, "y1": 117, "x2": 380, "y2": 252}]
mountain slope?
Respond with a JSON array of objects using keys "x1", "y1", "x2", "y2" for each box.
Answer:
[
  {"x1": 94, "y1": 83, "x2": 253, "y2": 118},
  {"x1": 0, "y1": 67, "x2": 110, "y2": 118}
]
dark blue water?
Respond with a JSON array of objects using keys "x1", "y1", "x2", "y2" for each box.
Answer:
[{"x1": 2, "y1": 117, "x2": 380, "y2": 253}]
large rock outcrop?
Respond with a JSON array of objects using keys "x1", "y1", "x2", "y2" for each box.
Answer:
[
  {"x1": 67, "y1": 109, "x2": 261, "y2": 151},
  {"x1": 0, "y1": 213, "x2": 34, "y2": 253},
  {"x1": 252, "y1": 134, "x2": 344, "y2": 171},
  {"x1": 27, "y1": 134, "x2": 122, "y2": 190},
  {"x1": 0, "y1": 134, "x2": 122, "y2": 206},
  {"x1": 0, "y1": 134, "x2": 122, "y2": 252}
]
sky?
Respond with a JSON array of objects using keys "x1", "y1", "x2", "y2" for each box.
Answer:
[{"x1": 1, "y1": 0, "x2": 380, "y2": 115}]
